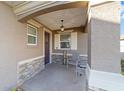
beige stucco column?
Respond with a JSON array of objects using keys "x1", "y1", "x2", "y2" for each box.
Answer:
[{"x1": 90, "y1": 1, "x2": 121, "y2": 73}]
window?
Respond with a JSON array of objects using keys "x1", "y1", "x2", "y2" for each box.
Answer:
[
  {"x1": 54, "y1": 32, "x2": 77, "y2": 50},
  {"x1": 27, "y1": 24, "x2": 37, "y2": 45},
  {"x1": 60, "y1": 34, "x2": 71, "y2": 49}
]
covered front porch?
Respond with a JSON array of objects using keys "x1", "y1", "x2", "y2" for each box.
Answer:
[
  {"x1": 22, "y1": 63, "x2": 87, "y2": 91},
  {"x1": 0, "y1": 1, "x2": 121, "y2": 91},
  {"x1": 7, "y1": 1, "x2": 90, "y2": 91}
]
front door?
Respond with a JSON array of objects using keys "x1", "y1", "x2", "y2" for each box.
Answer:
[{"x1": 45, "y1": 32, "x2": 50, "y2": 64}]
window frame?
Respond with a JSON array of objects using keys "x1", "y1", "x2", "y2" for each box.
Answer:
[
  {"x1": 27, "y1": 24, "x2": 38, "y2": 46},
  {"x1": 60, "y1": 33, "x2": 71, "y2": 50}
]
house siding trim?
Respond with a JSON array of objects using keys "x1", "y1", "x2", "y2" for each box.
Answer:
[
  {"x1": 52, "y1": 53, "x2": 88, "y2": 65},
  {"x1": 52, "y1": 53, "x2": 87, "y2": 57}
]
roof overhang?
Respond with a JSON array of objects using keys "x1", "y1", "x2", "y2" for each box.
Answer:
[{"x1": 4, "y1": 1, "x2": 88, "y2": 23}]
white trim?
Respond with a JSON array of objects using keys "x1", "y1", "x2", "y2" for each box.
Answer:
[
  {"x1": 14, "y1": 1, "x2": 73, "y2": 16},
  {"x1": 60, "y1": 33, "x2": 71, "y2": 49},
  {"x1": 54, "y1": 34, "x2": 60, "y2": 49},
  {"x1": 27, "y1": 24, "x2": 38, "y2": 30},
  {"x1": 27, "y1": 19, "x2": 42, "y2": 28},
  {"x1": 55, "y1": 31, "x2": 77, "y2": 50},
  {"x1": 43, "y1": 28, "x2": 52, "y2": 64},
  {"x1": 27, "y1": 24, "x2": 38, "y2": 46},
  {"x1": 27, "y1": 44, "x2": 37, "y2": 46},
  {"x1": 27, "y1": 34, "x2": 37, "y2": 37},
  {"x1": 57, "y1": 48, "x2": 71, "y2": 50},
  {"x1": 80, "y1": 54, "x2": 88, "y2": 57},
  {"x1": 18, "y1": 56, "x2": 44, "y2": 65},
  {"x1": 52, "y1": 53, "x2": 87, "y2": 57},
  {"x1": 52, "y1": 53, "x2": 72, "y2": 56},
  {"x1": 71, "y1": 32, "x2": 77, "y2": 50}
]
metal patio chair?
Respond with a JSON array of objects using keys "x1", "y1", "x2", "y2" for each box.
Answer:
[{"x1": 67, "y1": 51, "x2": 87, "y2": 77}]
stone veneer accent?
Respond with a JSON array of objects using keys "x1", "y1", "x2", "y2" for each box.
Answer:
[
  {"x1": 52, "y1": 54, "x2": 88, "y2": 73},
  {"x1": 52, "y1": 54, "x2": 88, "y2": 66},
  {"x1": 17, "y1": 56, "x2": 45, "y2": 85}
]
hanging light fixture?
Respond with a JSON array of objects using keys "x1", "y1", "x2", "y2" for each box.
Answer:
[{"x1": 60, "y1": 20, "x2": 64, "y2": 31}]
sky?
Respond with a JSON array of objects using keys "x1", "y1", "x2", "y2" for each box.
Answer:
[{"x1": 121, "y1": 1, "x2": 124, "y2": 35}]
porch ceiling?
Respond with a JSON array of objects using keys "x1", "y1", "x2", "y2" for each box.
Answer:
[
  {"x1": 35, "y1": 8, "x2": 87, "y2": 30},
  {"x1": 4, "y1": 1, "x2": 88, "y2": 30}
]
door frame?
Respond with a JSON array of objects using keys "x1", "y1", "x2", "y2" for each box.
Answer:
[{"x1": 43, "y1": 27, "x2": 52, "y2": 64}]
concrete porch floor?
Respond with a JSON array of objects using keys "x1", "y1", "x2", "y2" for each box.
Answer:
[{"x1": 22, "y1": 63, "x2": 87, "y2": 91}]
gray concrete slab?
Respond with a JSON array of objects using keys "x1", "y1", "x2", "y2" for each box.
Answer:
[{"x1": 22, "y1": 63, "x2": 87, "y2": 91}]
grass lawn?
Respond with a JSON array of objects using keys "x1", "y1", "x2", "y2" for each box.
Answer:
[{"x1": 121, "y1": 60, "x2": 124, "y2": 75}]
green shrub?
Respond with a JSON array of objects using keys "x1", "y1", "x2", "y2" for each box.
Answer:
[
  {"x1": 121, "y1": 59, "x2": 124, "y2": 75},
  {"x1": 121, "y1": 72, "x2": 124, "y2": 75},
  {"x1": 11, "y1": 87, "x2": 17, "y2": 91},
  {"x1": 121, "y1": 59, "x2": 124, "y2": 66}
]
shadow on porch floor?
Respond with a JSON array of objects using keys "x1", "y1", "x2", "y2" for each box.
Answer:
[{"x1": 22, "y1": 63, "x2": 87, "y2": 91}]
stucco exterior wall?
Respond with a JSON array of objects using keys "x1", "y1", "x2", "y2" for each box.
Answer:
[
  {"x1": 0, "y1": 2, "x2": 44, "y2": 90},
  {"x1": 91, "y1": 2, "x2": 121, "y2": 73},
  {"x1": 52, "y1": 28, "x2": 88, "y2": 55}
]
